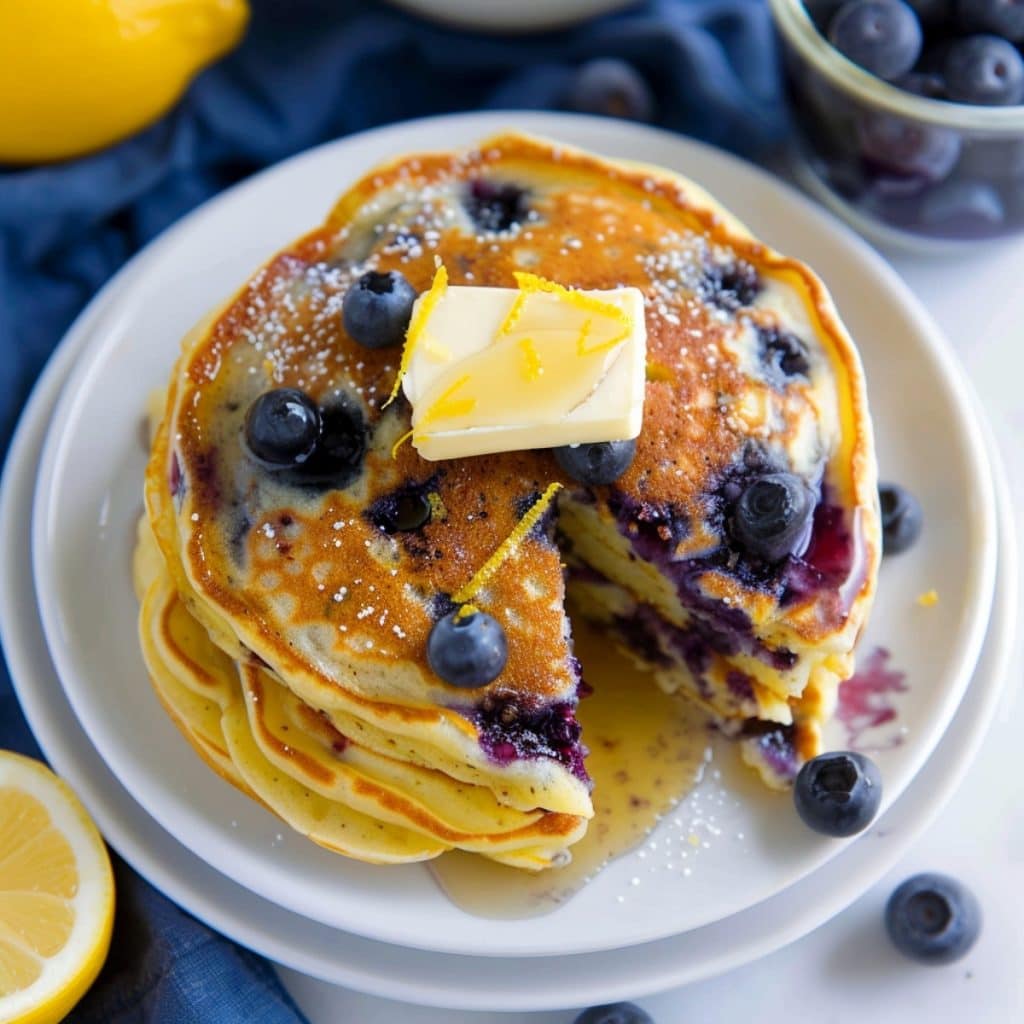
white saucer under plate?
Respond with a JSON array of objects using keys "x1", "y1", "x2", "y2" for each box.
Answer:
[
  {"x1": 0, "y1": 314, "x2": 1015, "y2": 1008},
  {"x1": 27, "y1": 114, "x2": 998, "y2": 959}
]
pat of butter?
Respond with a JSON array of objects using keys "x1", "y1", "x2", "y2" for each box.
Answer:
[{"x1": 401, "y1": 273, "x2": 646, "y2": 461}]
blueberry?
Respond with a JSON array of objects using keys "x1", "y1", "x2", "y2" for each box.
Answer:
[
  {"x1": 885, "y1": 873, "x2": 981, "y2": 964},
  {"x1": 956, "y1": 0, "x2": 1024, "y2": 41},
  {"x1": 758, "y1": 326, "x2": 811, "y2": 380},
  {"x1": 944, "y1": 35, "x2": 1024, "y2": 104},
  {"x1": 573, "y1": 1003, "x2": 654, "y2": 1024},
  {"x1": 700, "y1": 259, "x2": 762, "y2": 312},
  {"x1": 894, "y1": 70, "x2": 948, "y2": 97},
  {"x1": 878, "y1": 482, "x2": 923, "y2": 555},
  {"x1": 729, "y1": 472, "x2": 816, "y2": 563},
  {"x1": 243, "y1": 389, "x2": 320, "y2": 469},
  {"x1": 371, "y1": 489, "x2": 433, "y2": 534},
  {"x1": 554, "y1": 439, "x2": 636, "y2": 486},
  {"x1": 959, "y1": 136, "x2": 1024, "y2": 178},
  {"x1": 563, "y1": 59, "x2": 655, "y2": 122},
  {"x1": 856, "y1": 110, "x2": 961, "y2": 181},
  {"x1": 342, "y1": 270, "x2": 417, "y2": 349},
  {"x1": 920, "y1": 179, "x2": 1006, "y2": 233},
  {"x1": 289, "y1": 397, "x2": 366, "y2": 486},
  {"x1": 427, "y1": 610, "x2": 508, "y2": 689},
  {"x1": 793, "y1": 751, "x2": 882, "y2": 837},
  {"x1": 465, "y1": 179, "x2": 530, "y2": 233},
  {"x1": 828, "y1": 0, "x2": 923, "y2": 81},
  {"x1": 905, "y1": 0, "x2": 953, "y2": 24},
  {"x1": 806, "y1": 0, "x2": 848, "y2": 30}
]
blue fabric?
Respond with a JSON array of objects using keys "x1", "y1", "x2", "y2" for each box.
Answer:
[{"x1": 0, "y1": 1, "x2": 786, "y2": 1019}]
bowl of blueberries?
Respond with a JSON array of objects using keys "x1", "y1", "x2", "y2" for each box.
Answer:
[{"x1": 769, "y1": 0, "x2": 1024, "y2": 244}]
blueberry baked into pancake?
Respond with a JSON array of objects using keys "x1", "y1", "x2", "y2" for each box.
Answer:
[{"x1": 136, "y1": 131, "x2": 880, "y2": 870}]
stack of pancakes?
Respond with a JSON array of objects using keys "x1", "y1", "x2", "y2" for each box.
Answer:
[{"x1": 136, "y1": 132, "x2": 879, "y2": 869}]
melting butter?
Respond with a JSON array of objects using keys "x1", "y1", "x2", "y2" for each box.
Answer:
[
  {"x1": 429, "y1": 620, "x2": 709, "y2": 919},
  {"x1": 401, "y1": 277, "x2": 646, "y2": 461}
]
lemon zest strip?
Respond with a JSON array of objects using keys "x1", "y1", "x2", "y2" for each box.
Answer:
[
  {"x1": 383, "y1": 263, "x2": 448, "y2": 409},
  {"x1": 390, "y1": 428, "x2": 414, "y2": 460},
  {"x1": 453, "y1": 483, "x2": 563, "y2": 606},
  {"x1": 417, "y1": 375, "x2": 476, "y2": 428},
  {"x1": 519, "y1": 337, "x2": 543, "y2": 381},
  {"x1": 511, "y1": 271, "x2": 632, "y2": 328}
]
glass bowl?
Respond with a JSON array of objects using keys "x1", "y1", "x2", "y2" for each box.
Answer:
[{"x1": 769, "y1": 0, "x2": 1024, "y2": 247}]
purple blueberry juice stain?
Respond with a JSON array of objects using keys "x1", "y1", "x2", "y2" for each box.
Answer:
[{"x1": 838, "y1": 646, "x2": 908, "y2": 751}]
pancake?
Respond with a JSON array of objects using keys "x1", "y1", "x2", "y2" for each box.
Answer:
[{"x1": 138, "y1": 130, "x2": 879, "y2": 869}]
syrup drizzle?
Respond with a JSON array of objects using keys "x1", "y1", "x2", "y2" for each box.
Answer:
[
  {"x1": 429, "y1": 621, "x2": 710, "y2": 919},
  {"x1": 837, "y1": 646, "x2": 908, "y2": 751}
]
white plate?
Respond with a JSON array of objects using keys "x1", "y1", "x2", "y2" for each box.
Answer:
[
  {"x1": 384, "y1": 0, "x2": 631, "y2": 32},
  {"x1": 2, "y1": 246, "x2": 1016, "y2": 1011},
  {"x1": 30, "y1": 113, "x2": 997, "y2": 957}
]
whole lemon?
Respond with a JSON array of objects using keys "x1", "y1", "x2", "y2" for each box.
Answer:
[{"x1": 0, "y1": 0, "x2": 249, "y2": 164}]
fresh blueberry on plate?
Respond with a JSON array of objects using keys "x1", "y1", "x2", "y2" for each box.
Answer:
[
  {"x1": 730, "y1": 472, "x2": 816, "y2": 563},
  {"x1": 574, "y1": 1003, "x2": 655, "y2": 1024},
  {"x1": 878, "y1": 482, "x2": 923, "y2": 555},
  {"x1": 828, "y1": 0, "x2": 923, "y2": 81},
  {"x1": 956, "y1": 0, "x2": 1024, "y2": 42},
  {"x1": 342, "y1": 270, "x2": 417, "y2": 349},
  {"x1": 554, "y1": 439, "x2": 637, "y2": 486},
  {"x1": 563, "y1": 58, "x2": 655, "y2": 122},
  {"x1": 793, "y1": 750, "x2": 882, "y2": 836},
  {"x1": 885, "y1": 873, "x2": 981, "y2": 964},
  {"x1": 428, "y1": 609, "x2": 508, "y2": 688},
  {"x1": 944, "y1": 35, "x2": 1024, "y2": 104},
  {"x1": 244, "y1": 388, "x2": 320, "y2": 469}
]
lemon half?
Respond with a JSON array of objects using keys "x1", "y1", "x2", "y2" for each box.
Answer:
[{"x1": 0, "y1": 751, "x2": 115, "y2": 1024}]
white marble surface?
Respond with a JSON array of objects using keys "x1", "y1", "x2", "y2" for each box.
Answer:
[{"x1": 279, "y1": 234, "x2": 1024, "y2": 1023}]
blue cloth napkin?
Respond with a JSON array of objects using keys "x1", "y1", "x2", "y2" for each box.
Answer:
[{"x1": 0, "y1": 1, "x2": 786, "y2": 1019}]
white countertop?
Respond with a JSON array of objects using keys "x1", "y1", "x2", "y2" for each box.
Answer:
[{"x1": 279, "y1": 231, "x2": 1024, "y2": 1024}]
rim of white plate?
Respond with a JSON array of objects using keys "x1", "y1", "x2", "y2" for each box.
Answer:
[
  {"x1": 28, "y1": 113, "x2": 997, "y2": 957},
  {"x1": 1, "y1": 197, "x2": 1014, "y2": 1007},
  {"x1": 4, "y1": 377, "x2": 1015, "y2": 1008}
]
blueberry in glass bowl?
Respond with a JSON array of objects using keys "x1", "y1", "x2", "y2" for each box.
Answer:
[{"x1": 769, "y1": 0, "x2": 1024, "y2": 245}]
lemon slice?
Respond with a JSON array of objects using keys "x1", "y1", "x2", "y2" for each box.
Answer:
[{"x1": 0, "y1": 752, "x2": 114, "y2": 1024}]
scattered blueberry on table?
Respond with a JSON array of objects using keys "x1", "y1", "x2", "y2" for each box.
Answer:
[
  {"x1": 573, "y1": 1003, "x2": 655, "y2": 1024},
  {"x1": 793, "y1": 750, "x2": 882, "y2": 836},
  {"x1": 342, "y1": 269, "x2": 417, "y2": 349},
  {"x1": 428, "y1": 609, "x2": 509, "y2": 688},
  {"x1": 878, "y1": 482, "x2": 923, "y2": 555},
  {"x1": 793, "y1": 0, "x2": 1024, "y2": 238},
  {"x1": 885, "y1": 872, "x2": 982, "y2": 964}
]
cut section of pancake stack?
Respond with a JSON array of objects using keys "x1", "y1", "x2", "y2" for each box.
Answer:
[{"x1": 136, "y1": 131, "x2": 880, "y2": 870}]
